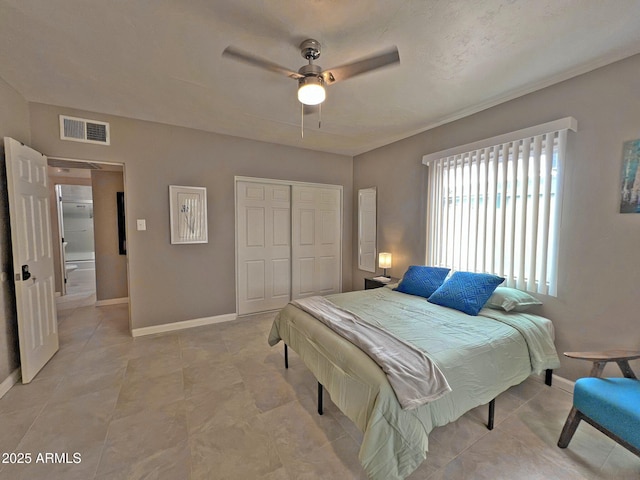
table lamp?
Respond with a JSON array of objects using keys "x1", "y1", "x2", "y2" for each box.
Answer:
[{"x1": 378, "y1": 252, "x2": 392, "y2": 278}]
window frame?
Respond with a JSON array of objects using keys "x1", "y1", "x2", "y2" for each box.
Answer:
[{"x1": 422, "y1": 117, "x2": 577, "y2": 296}]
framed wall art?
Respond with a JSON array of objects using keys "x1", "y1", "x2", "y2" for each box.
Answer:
[
  {"x1": 169, "y1": 185, "x2": 208, "y2": 244},
  {"x1": 619, "y1": 139, "x2": 640, "y2": 213},
  {"x1": 117, "y1": 191, "x2": 126, "y2": 254},
  {"x1": 358, "y1": 187, "x2": 377, "y2": 272}
]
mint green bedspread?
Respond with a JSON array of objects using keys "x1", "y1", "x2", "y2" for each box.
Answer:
[{"x1": 268, "y1": 286, "x2": 560, "y2": 480}]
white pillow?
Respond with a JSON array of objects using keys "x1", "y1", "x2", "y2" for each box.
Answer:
[{"x1": 485, "y1": 287, "x2": 542, "y2": 312}]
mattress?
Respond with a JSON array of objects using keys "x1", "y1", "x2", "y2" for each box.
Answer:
[{"x1": 268, "y1": 286, "x2": 560, "y2": 480}]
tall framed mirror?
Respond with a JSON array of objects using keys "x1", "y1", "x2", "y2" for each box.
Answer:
[{"x1": 358, "y1": 187, "x2": 377, "y2": 272}]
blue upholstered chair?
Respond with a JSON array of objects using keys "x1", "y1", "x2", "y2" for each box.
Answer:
[{"x1": 558, "y1": 350, "x2": 640, "y2": 457}]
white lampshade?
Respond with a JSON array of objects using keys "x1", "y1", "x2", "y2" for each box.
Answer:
[
  {"x1": 298, "y1": 76, "x2": 326, "y2": 105},
  {"x1": 378, "y1": 252, "x2": 392, "y2": 269}
]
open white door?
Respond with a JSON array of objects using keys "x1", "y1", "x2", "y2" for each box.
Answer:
[{"x1": 4, "y1": 137, "x2": 59, "y2": 383}]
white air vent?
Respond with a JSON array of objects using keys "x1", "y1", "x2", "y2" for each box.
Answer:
[{"x1": 59, "y1": 115, "x2": 110, "y2": 145}]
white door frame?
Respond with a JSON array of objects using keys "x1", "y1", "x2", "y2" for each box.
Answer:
[
  {"x1": 234, "y1": 176, "x2": 343, "y2": 316},
  {"x1": 54, "y1": 184, "x2": 67, "y2": 296}
]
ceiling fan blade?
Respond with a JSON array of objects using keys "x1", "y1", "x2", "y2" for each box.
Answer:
[
  {"x1": 322, "y1": 47, "x2": 400, "y2": 84},
  {"x1": 222, "y1": 46, "x2": 303, "y2": 79}
]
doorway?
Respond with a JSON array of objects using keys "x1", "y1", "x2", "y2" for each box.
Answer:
[
  {"x1": 47, "y1": 158, "x2": 128, "y2": 310},
  {"x1": 58, "y1": 184, "x2": 96, "y2": 301}
]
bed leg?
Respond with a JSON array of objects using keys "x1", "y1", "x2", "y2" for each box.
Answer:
[
  {"x1": 487, "y1": 399, "x2": 495, "y2": 430},
  {"x1": 545, "y1": 369, "x2": 553, "y2": 386},
  {"x1": 284, "y1": 344, "x2": 288, "y2": 369},
  {"x1": 317, "y1": 382, "x2": 323, "y2": 415}
]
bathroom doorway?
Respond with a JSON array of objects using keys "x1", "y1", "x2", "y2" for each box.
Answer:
[
  {"x1": 48, "y1": 159, "x2": 128, "y2": 310},
  {"x1": 57, "y1": 184, "x2": 96, "y2": 300}
]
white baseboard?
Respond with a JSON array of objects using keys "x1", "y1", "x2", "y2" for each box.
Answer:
[
  {"x1": 0, "y1": 368, "x2": 21, "y2": 399},
  {"x1": 95, "y1": 297, "x2": 129, "y2": 306},
  {"x1": 131, "y1": 313, "x2": 237, "y2": 337}
]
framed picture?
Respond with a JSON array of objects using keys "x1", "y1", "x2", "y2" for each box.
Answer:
[
  {"x1": 169, "y1": 185, "x2": 208, "y2": 244},
  {"x1": 358, "y1": 187, "x2": 377, "y2": 272},
  {"x1": 116, "y1": 191, "x2": 126, "y2": 254},
  {"x1": 619, "y1": 139, "x2": 640, "y2": 213}
]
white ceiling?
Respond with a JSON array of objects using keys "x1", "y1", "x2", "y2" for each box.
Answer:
[{"x1": 1, "y1": 1, "x2": 640, "y2": 156}]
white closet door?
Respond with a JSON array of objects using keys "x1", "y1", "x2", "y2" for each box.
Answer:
[
  {"x1": 291, "y1": 185, "x2": 342, "y2": 299},
  {"x1": 236, "y1": 181, "x2": 291, "y2": 315}
]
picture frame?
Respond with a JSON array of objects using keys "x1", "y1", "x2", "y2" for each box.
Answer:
[
  {"x1": 358, "y1": 187, "x2": 377, "y2": 272},
  {"x1": 619, "y1": 138, "x2": 640, "y2": 213},
  {"x1": 117, "y1": 191, "x2": 126, "y2": 254},
  {"x1": 169, "y1": 185, "x2": 208, "y2": 244}
]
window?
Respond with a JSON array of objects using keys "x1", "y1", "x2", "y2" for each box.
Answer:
[{"x1": 422, "y1": 118, "x2": 577, "y2": 296}]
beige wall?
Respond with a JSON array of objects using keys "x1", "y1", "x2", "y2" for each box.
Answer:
[
  {"x1": 353, "y1": 53, "x2": 640, "y2": 381},
  {"x1": 0, "y1": 76, "x2": 31, "y2": 384},
  {"x1": 29, "y1": 103, "x2": 353, "y2": 329},
  {"x1": 91, "y1": 169, "x2": 128, "y2": 302}
]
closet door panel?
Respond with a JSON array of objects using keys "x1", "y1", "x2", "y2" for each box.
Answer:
[
  {"x1": 298, "y1": 209, "x2": 315, "y2": 245},
  {"x1": 237, "y1": 180, "x2": 341, "y2": 314},
  {"x1": 297, "y1": 257, "x2": 316, "y2": 296},
  {"x1": 272, "y1": 208, "x2": 290, "y2": 246},
  {"x1": 245, "y1": 260, "x2": 265, "y2": 300},
  {"x1": 237, "y1": 182, "x2": 291, "y2": 315},
  {"x1": 291, "y1": 185, "x2": 341, "y2": 299},
  {"x1": 317, "y1": 256, "x2": 337, "y2": 293},
  {"x1": 272, "y1": 258, "x2": 291, "y2": 297},
  {"x1": 246, "y1": 207, "x2": 265, "y2": 246}
]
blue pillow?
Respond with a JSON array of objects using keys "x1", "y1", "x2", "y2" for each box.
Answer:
[
  {"x1": 428, "y1": 271, "x2": 505, "y2": 316},
  {"x1": 394, "y1": 266, "x2": 451, "y2": 298}
]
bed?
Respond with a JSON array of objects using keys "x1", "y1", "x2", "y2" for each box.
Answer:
[{"x1": 268, "y1": 282, "x2": 561, "y2": 480}]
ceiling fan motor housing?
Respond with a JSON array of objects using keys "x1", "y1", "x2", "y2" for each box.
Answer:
[
  {"x1": 300, "y1": 39, "x2": 321, "y2": 60},
  {"x1": 298, "y1": 63, "x2": 322, "y2": 76}
]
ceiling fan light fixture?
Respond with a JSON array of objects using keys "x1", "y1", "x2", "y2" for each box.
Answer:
[{"x1": 297, "y1": 76, "x2": 325, "y2": 105}]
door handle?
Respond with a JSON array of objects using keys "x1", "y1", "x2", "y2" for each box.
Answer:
[{"x1": 21, "y1": 265, "x2": 31, "y2": 281}]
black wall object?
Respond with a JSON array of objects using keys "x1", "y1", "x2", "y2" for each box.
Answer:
[{"x1": 117, "y1": 191, "x2": 126, "y2": 255}]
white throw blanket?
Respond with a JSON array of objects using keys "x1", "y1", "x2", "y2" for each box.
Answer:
[{"x1": 292, "y1": 296, "x2": 452, "y2": 409}]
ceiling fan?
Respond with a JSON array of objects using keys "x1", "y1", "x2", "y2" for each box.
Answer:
[{"x1": 222, "y1": 38, "x2": 400, "y2": 108}]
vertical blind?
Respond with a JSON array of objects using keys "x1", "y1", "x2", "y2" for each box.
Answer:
[{"x1": 422, "y1": 118, "x2": 577, "y2": 296}]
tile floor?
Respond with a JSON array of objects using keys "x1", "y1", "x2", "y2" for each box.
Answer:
[
  {"x1": 60, "y1": 261, "x2": 96, "y2": 304},
  {"x1": 0, "y1": 300, "x2": 638, "y2": 479}
]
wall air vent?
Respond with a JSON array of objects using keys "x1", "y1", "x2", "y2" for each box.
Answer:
[{"x1": 59, "y1": 115, "x2": 110, "y2": 145}]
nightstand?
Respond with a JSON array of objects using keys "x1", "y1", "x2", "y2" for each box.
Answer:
[{"x1": 364, "y1": 277, "x2": 400, "y2": 290}]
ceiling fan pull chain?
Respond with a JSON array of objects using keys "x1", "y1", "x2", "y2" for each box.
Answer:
[
  {"x1": 319, "y1": 103, "x2": 322, "y2": 129},
  {"x1": 301, "y1": 103, "x2": 304, "y2": 139}
]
